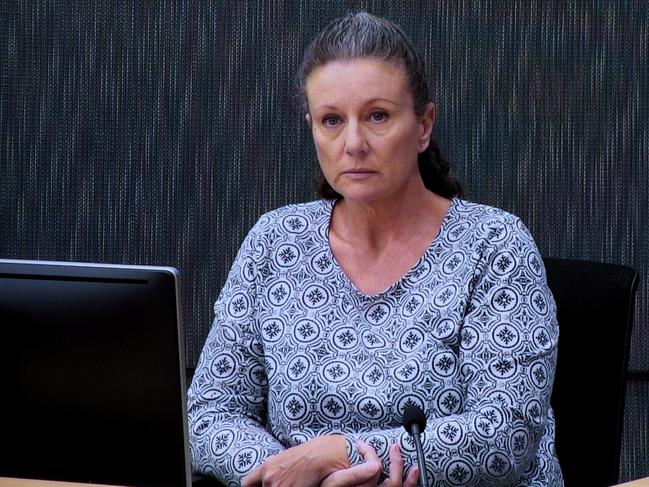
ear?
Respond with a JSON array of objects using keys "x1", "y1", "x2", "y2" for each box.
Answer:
[
  {"x1": 417, "y1": 102, "x2": 436, "y2": 153},
  {"x1": 305, "y1": 113, "x2": 312, "y2": 127}
]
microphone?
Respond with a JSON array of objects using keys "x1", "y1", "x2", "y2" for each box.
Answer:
[{"x1": 402, "y1": 405, "x2": 428, "y2": 487}]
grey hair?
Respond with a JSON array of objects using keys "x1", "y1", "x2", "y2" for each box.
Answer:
[
  {"x1": 297, "y1": 12, "x2": 429, "y2": 116},
  {"x1": 298, "y1": 11, "x2": 461, "y2": 200}
]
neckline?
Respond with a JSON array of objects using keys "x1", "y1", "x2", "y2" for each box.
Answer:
[{"x1": 322, "y1": 196, "x2": 457, "y2": 299}]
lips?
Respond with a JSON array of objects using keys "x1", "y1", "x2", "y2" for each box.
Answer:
[
  {"x1": 343, "y1": 168, "x2": 377, "y2": 174},
  {"x1": 342, "y1": 169, "x2": 377, "y2": 180}
]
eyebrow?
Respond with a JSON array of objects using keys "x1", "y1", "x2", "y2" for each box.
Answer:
[{"x1": 312, "y1": 98, "x2": 400, "y2": 113}]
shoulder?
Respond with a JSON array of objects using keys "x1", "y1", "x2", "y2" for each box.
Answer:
[
  {"x1": 453, "y1": 200, "x2": 551, "y2": 310},
  {"x1": 255, "y1": 199, "x2": 332, "y2": 230},
  {"x1": 241, "y1": 199, "x2": 333, "y2": 252},
  {"x1": 226, "y1": 200, "x2": 333, "y2": 289},
  {"x1": 450, "y1": 198, "x2": 537, "y2": 246},
  {"x1": 246, "y1": 199, "x2": 333, "y2": 239},
  {"x1": 452, "y1": 198, "x2": 522, "y2": 227}
]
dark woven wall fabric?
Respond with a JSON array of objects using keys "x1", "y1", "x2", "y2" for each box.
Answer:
[
  {"x1": 1, "y1": 1, "x2": 647, "y2": 481},
  {"x1": 623, "y1": 379, "x2": 649, "y2": 482}
]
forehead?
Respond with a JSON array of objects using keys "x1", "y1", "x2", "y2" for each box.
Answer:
[{"x1": 305, "y1": 58, "x2": 410, "y2": 108}]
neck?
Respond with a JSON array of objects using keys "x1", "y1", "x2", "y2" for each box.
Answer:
[{"x1": 331, "y1": 179, "x2": 451, "y2": 253}]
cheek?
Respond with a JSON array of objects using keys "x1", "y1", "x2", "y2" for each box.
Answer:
[
  {"x1": 312, "y1": 139, "x2": 322, "y2": 160},
  {"x1": 312, "y1": 133, "x2": 338, "y2": 163},
  {"x1": 373, "y1": 133, "x2": 410, "y2": 159},
  {"x1": 388, "y1": 127, "x2": 421, "y2": 158},
  {"x1": 313, "y1": 139, "x2": 334, "y2": 178},
  {"x1": 312, "y1": 140, "x2": 326, "y2": 168}
]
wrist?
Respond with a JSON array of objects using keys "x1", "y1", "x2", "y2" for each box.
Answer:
[{"x1": 311, "y1": 434, "x2": 350, "y2": 477}]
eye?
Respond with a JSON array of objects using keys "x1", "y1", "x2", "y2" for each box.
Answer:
[
  {"x1": 322, "y1": 115, "x2": 341, "y2": 128},
  {"x1": 369, "y1": 111, "x2": 388, "y2": 122}
]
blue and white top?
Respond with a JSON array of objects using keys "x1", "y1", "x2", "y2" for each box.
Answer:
[{"x1": 187, "y1": 198, "x2": 563, "y2": 486}]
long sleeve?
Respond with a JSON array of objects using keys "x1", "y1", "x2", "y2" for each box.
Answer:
[
  {"x1": 188, "y1": 199, "x2": 562, "y2": 487},
  {"x1": 344, "y1": 216, "x2": 562, "y2": 486},
  {"x1": 187, "y1": 221, "x2": 284, "y2": 486}
]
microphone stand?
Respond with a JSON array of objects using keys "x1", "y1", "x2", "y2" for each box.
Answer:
[
  {"x1": 410, "y1": 422, "x2": 428, "y2": 487},
  {"x1": 402, "y1": 405, "x2": 429, "y2": 487}
]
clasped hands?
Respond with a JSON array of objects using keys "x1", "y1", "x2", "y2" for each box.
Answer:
[{"x1": 242, "y1": 435, "x2": 419, "y2": 487}]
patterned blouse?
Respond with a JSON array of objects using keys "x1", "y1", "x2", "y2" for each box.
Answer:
[{"x1": 187, "y1": 198, "x2": 564, "y2": 486}]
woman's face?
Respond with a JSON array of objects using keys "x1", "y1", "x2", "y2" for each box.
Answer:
[{"x1": 305, "y1": 58, "x2": 435, "y2": 204}]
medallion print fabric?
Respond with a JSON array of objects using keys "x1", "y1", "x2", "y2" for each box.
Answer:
[{"x1": 187, "y1": 198, "x2": 564, "y2": 486}]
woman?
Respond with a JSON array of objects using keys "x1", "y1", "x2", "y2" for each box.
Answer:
[{"x1": 188, "y1": 12, "x2": 563, "y2": 486}]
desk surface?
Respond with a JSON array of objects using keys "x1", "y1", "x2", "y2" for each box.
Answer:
[
  {"x1": 616, "y1": 478, "x2": 649, "y2": 487},
  {"x1": 0, "y1": 479, "x2": 123, "y2": 487}
]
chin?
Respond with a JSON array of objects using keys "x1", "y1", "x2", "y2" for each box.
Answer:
[{"x1": 337, "y1": 187, "x2": 392, "y2": 205}]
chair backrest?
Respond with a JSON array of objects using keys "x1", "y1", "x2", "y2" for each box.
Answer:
[{"x1": 544, "y1": 257, "x2": 639, "y2": 487}]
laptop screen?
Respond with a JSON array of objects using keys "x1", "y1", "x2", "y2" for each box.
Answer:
[{"x1": 0, "y1": 260, "x2": 191, "y2": 487}]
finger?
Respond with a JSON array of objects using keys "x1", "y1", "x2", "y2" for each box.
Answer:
[
  {"x1": 357, "y1": 440, "x2": 383, "y2": 485},
  {"x1": 355, "y1": 441, "x2": 383, "y2": 480},
  {"x1": 356, "y1": 440, "x2": 381, "y2": 463},
  {"x1": 322, "y1": 441, "x2": 382, "y2": 487},
  {"x1": 241, "y1": 465, "x2": 262, "y2": 487},
  {"x1": 322, "y1": 461, "x2": 382, "y2": 487},
  {"x1": 403, "y1": 465, "x2": 420, "y2": 487},
  {"x1": 378, "y1": 444, "x2": 403, "y2": 487}
]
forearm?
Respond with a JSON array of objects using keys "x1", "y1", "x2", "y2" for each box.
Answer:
[
  {"x1": 344, "y1": 405, "x2": 546, "y2": 486},
  {"x1": 242, "y1": 434, "x2": 349, "y2": 487},
  {"x1": 189, "y1": 412, "x2": 285, "y2": 483}
]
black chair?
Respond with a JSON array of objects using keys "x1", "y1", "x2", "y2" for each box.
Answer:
[
  {"x1": 544, "y1": 257, "x2": 639, "y2": 487},
  {"x1": 192, "y1": 473, "x2": 225, "y2": 487}
]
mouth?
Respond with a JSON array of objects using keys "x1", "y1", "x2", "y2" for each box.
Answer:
[
  {"x1": 342, "y1": 169, "x2": 377, "y2": 180},
  {"x1": 343, "y1": 168, "x2": 377, "y2": 174}
]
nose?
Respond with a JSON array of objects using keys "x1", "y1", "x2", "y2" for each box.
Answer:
[{"x1": 344, "y1": 120, "x2": 369, "y2": 157}]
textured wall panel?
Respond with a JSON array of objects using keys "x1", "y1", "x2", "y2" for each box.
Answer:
[
  {"x1": 1, "y1": 0, "x2": 647, "y2": 481},
  {"x1": 621, "y1": 380, "x2": 649, "y2": 482}
]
